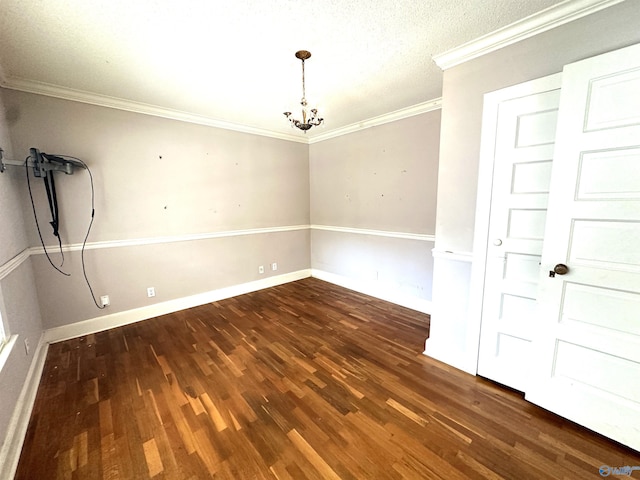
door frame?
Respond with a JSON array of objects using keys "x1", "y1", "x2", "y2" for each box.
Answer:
[{"x1": 467, "y1": 73, "x2": 563, "y2": 375}]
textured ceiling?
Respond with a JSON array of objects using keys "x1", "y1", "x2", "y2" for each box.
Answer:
[{"x1": 0, "y1": 0, "x2": 568, "y2": 140}]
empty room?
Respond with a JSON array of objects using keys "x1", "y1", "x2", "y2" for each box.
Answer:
[{"x1": 1, "y1": 1, "x2": 639, "y2": 478}]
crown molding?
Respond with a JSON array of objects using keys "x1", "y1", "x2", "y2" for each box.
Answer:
[
  {"x1": 1, "y1": 75, "x2": 441, "y2": 145},
  {"x1": 308, "y1": 99, "x2": 442, "y2": 144},
  {"x1": 0, "y1": 76, "x2": 309, "y2": 144},
  {"x1": 433, "y1": 0, "x2": 625, "y2": 70}
]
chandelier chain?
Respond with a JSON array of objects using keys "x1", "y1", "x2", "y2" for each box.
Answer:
[
  {"x1": 283, "y1": 50, "x2": 324, "y2": 133},
  {"x1": 301, "y1": 58, "x2": 306, "y2": 104}
]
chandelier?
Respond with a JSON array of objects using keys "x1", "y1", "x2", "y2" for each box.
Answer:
[{"x1": 283, "y1": 50, "x2": 324, "y2": 132}]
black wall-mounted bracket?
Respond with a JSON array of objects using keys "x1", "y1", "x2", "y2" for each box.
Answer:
[{"x1": 0, "y1": 147, "x2": 85, "y2": 176}]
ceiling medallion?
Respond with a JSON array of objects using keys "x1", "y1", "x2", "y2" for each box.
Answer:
[{"x1": 283, "y1": 50, "x2": 324, "y2": 133}]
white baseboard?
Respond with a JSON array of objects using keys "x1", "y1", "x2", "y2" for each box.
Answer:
[
  {"x1": 1, "y1": 270, "x2": 310, "y2": 478},
  {"x1": 311, "y1": 269, "x2": 432, "y2": 314},
  {"x1": 0, "y1": 334, "x2": 49, "y2": 480},
  {"x1": 43, "y1": 269, "x2": 312, "y2": 344},
  {"x1": 1, "y1": 268, "x2": 426, "y2": 477}
]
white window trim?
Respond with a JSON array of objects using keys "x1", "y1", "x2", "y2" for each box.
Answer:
[
  {"x1": 0, "y1": 284, "x2": 14, "y2": 373},
  {"x1": 0, "y1": 334, "x2": 18, "y2": 373}
]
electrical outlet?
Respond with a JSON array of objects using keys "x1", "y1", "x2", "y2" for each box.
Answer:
[
  {"x1": 258, "y1": 265, "x2": 265, "y2": 274},
  {"x1": 147, "y1": 287, "x2": 156, "y2": 297},
  {"x1": 24, "y1": 338, "x2": 30, "y2": 355},
  {"x1": 271, "y1": 262, "x2": 278, "y2": 271},
  {"x1": 100, "y1": 295, "x2": 110, "y2": 307}
]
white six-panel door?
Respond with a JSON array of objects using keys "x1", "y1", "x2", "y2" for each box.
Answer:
[
  {"x1": 526, "y1": 42, "x2": 640, "y2": 451},
  {"x1": 477, "y1": 76, "x2": 561, "y2": 391}
]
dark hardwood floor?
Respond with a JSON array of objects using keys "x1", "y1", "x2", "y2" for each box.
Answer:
[{"x1": 15, "y1": 277, "x2": 640, "y2": 479}]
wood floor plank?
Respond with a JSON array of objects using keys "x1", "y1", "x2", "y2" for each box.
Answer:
[
  {"x1": 143, "y1": 438, "x2": 164, "y2": 478},
  {"x1": 14, "y1": 277, "x2": 640, "y2": 479},
  {"x1": 287, "y1": 428, "x2": 342, "y2": 480}
]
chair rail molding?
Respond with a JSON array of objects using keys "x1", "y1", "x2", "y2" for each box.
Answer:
[{"x1": 312, "y1": 225, "x2": 435, "y2": 242}]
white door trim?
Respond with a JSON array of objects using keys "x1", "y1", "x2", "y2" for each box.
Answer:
[{"x1": 467, "y1": 73, "x2": 563, "y2": 375}]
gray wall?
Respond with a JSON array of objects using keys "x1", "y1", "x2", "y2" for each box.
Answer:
[
  {"x1": 0, "y1": 96, "x2": 28, "y2": 265},
  {"x1": 0, "y1": 91, "x2": 44, "y2": 460},
  {"x1": 429, "y1": 1, "x2": 640, "y2": 371},
  {"x1": 310, "y1": 111, "x2": 440, "y2": 306},
  {"x1": 0, "y1": 88, "x2": 439, "y2": 462},
  {"x1": 2, "y1": 90, "x2": 311, "y2": 329}
]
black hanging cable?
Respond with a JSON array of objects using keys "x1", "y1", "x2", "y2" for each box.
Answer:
[
  {"x1": 42, "y1": 166, "x2": 66, "y2": 265},
  {"x1": 25, "y1": 156, "x2": 71, "y2": 276},
  {"x1": 50, "y1": 154, "x2": 105, "y2": 310}
]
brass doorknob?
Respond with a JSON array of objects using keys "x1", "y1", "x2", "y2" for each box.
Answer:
[{"x1": 553, "y1": 263, "x2": 569, "y2": 275}]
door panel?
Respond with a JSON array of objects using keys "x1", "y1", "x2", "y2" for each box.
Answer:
[
  {"x1": 553, "y1": 341, "x2": 640, "y2": 402},
  {"x1": 527, "y1": 42, "x2": 640, "y2": 451},
  {"x1": 577, "y1": 148, "x2": 640, "y2": 200},
  {"x1": 584, "y1": 68, "x2": 640, "y2": 130},
  {"x1": 516, "y1": 109, "x2": 558, "y2": 146},
  {"x1": 504, "y1": 253, "x2": 540, "y2": 283},
  {"x1": 477, "y1": 83, "x2": 561, "y2": 391},
  {"x1": 570, "y1": 220, "x2": 640, "y2": 268},
  {"x1": 508, "y1": 209, "x2": 547, "y2": 239},
  {"x1": 562, "y1": 283, "x2": 640, "y2": 335},
  {"x1": 512, "y1": 160, "x2": 553, "y2": 193}
]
